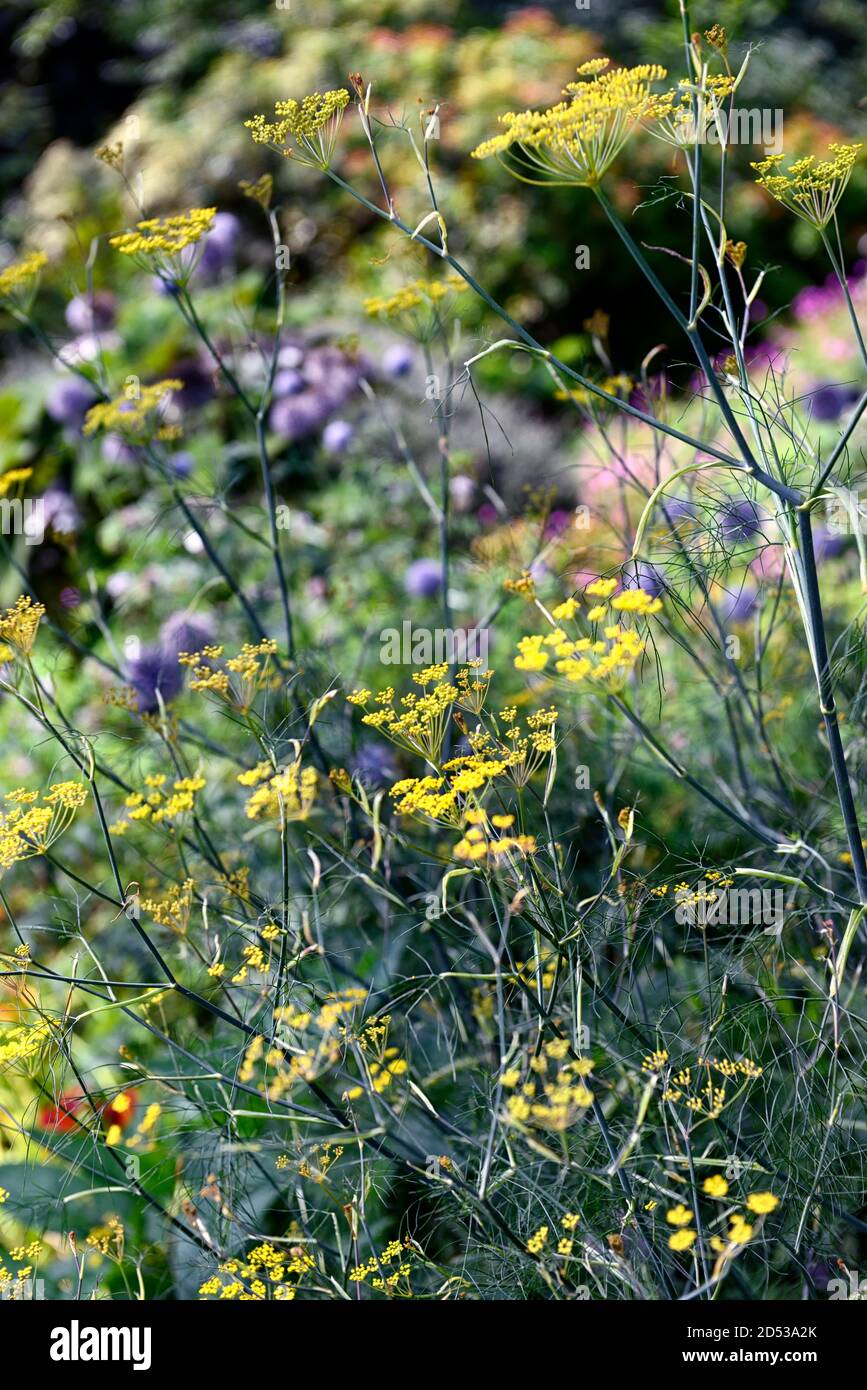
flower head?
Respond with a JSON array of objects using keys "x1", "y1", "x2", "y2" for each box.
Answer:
[
  {"x1": 0, "y1": 251, "x2": 48, "y2": 307},
  {"x1": 110, "y1": 209, "x2": 217, "y2": 286},
  {"x1": 471, "y1": 59, "x2": 667, "y2": 187},
  {"x1": 244, "y1": 90, "x2": 350, "y2": 170},
  {"x1": 752, "y1": 143, "x2": 861, "y2": 229}
]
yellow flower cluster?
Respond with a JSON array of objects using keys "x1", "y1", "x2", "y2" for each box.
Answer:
[
  {"x1": 648, "y1": 74, "x2": 737, "y2": 149},
  {"x1": 363, "y1": 275, "x2": 464, "y2": 322},
  {"x1": 0, "y1": 251, "x2": 48, "y2": 300},
  {"x1": 501, "y1": 1040, "x2": 594, "y2": 1131},
  {"x1": 0, "y1": 1018, "x2": 58, "y2": 1070},
  {"x1": 199, "y1": 1241, "x2": 314, "y2": 1301},
  {"x1": 0, "y1": 783, "x2": 88, "y2": 875},
  {"x1": 514, "y1": 580, "x2": 660, "y2": 689},
  {"x1": 752, "y1": 143, "x2": 862, "y2": 229},
  {"x1": 244, "y1": 90, "x2": 350, "y2": 169},
  {"x1": 0, "y1": 467, "x2": 33, "y2": 499},
  {"x1": 349, "y1": 1237, "x2": 416, "y2": 1294},
  {"x1": 110, "y1": 208, "x2": 216, "y2": 258},
  {"x1": 0, "y1": 595, "x2": 45, "y2": 656},
  {"x1": 453, "y1": 809, "x2": 537, "y2": 864},
  {"x1": 140, "y1": 879, "x2": 195, "y2": 932},
  {"x1": 181, "y1": 639, "x2": 280, "y2": 712},
  {"x1": 349, "y1": 663, "x2": 480, "y2": 763},
  {"x1": 111, "y1": 774, "x2": 205, "y2": 834},
  {"x1": 83, "y1": 379, "x2": 183, "y2": 442},
  {"x1": 240, "y1": 759, "x2": 319, "y2": 823},
  {"x1": 344, "y1": 1047, "x2": 408, "y2": 1101},
  {"x1": 471, "y1": 58, "x2": 667, "y2": 186}
]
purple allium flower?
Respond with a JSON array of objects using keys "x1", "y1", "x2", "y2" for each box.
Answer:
[
  {"x1": 169, "y1": 451, "x2": 194, "y2": 478},
  {"x1": 270, "y1": 391, "x2": 331, "y2": 441},
  {"x1": 809, "y1": 382, "x2": 860, "y2": 423},
  {"x1": 302, "y1": 345, "x2": 363, "y2": 410},
  {"x1": 102, "y1": 433, "x2": 137, "y2": 466},
  {"x1": 351, "y1": 743, "x2": 399, "y2": 790},
  {"x1": 813, "y1": 524, "x2": 847, "y2": 561},
  {"x1": 544, "y1": 509, "x2": 571, "y2": 540},
  {"x1": 126, "y1": 645, "x2": 184, "y2": 714},
  {"x1": 719, "y1": 499, "x2": 762, "y2": 544},
  {"x1": 159, "y1": 611, "x2": 214, "y2": 658},
  {"x1": 273, "y1": 368, "x2": 306, "y2": 398},
  {"x1": 382, "y1": 343, "x2": 414, "y2": 378},
  {"x1": 198, "y1": 211, "x2": 242, "y2": 277},
  {"x1": 404, "y1": 558, "x2": 443, "y2": 599},
  {"x1": 40, "y1": 484, "x2": 81, "y2": 535},
  {"x1": 625, "y1": 560, "x2": 665, "y2": 597},
  {"x1": 322, "y1": 419, "x2": 354, "y2": 454},
  {"x1": 46, "y1": 377, "x2": 97, "y2": 431},
  {"x1": 717, "y1": 584, "x2": 757, "y2": 624},
  {"x1": 661, "y1": 497, "x2": 697, "y2": 524},
  {"x1": 59, "y1": 586, "x2": 81, "y2": 609},
  {"x1": 65, "y1": 290, "x2": 117, "y2": 335}
]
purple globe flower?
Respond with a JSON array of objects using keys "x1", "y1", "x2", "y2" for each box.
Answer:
[
  {"x1": 198, "y1": 212, "x2": 241, "y2": 278},
  {"x1": 270, "y1": 391, "x2": 331, "y2": 442},
  {"x1": 40, "y1": 484, "x2": 81, "y2": 536},
  {"x1": 322, "y1": 419, "x2": 354, "y2": 454},
  {"x1": 102, "y1": 433, "x2": 137, "y2": 466},
  {"x1": 813, "y1": 524, "x2": 847, "y2": 561},
  {"x1": 625, "y1": 561, "x2": 665, "y2": 597},
  {"x1": 809, "y1": 382, "x2": 860, "y2": 423},
  {"x1": 126, "y1": 646, "x2": 184, "y2": 714},
  {"x1": 404, "y1": 558, "x2": 443, "y2": 599},
  {"x1": 661, "y1": 497, "x2": 697, "y2": 525},
  {"x1": 719, "y1": 499, "x2": 762, "y2": 544},
  {"x1": 351, "y1": 743, "x2": 399, "y2": 790},
  {"x1": 46, "y1": 377, "x2": 97, "y2": 431},
  {"x1": 159, "y1": 611, "x2": 214, "y2": 657},
  {"x1": 169, "y1": 451, "x2": 195, "y2": 478},
  {"x1": 718, "y1": 584, "x2": 758, "y2": 624},
  {"x1": 382, "y1": 343, "x2": 414, "y2": 378},
  {"x1": 65, "y1": 291, "x2": 117, "y2": 335},
  {"x1": 273, "y1": 368, "x2": 306, "y2": 398}
]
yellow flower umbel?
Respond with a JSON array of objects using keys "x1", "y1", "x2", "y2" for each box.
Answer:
[
  {"x1": 752, "y1": 143, "x2": 862, "y2": 229},
  {"x1": 244, "y1": 90, "x2": 350, "y2": 170},
  {"x1": 180, "y1": 639, "x2": 280, "y2": 714},
  {"x1": 513, "y1": 579, "x2": 661, "y2": 691},
  {"x1": 0, "y1": 782, "x2": 88, "y2": 876},
  {"x1": 110, "y1": 208, "x2": 216, "y2": 285},
  {"x1": 241, "y1": 760, "x2": 319, "y2": 824},
  {"x1": 0, "y1": 596, "x2": 45, "y2": 658},
  {"x1": 0, "y1": 251, "x2": 48, "y2": 310},
  {"x1": 648, "y1": 73, "x2": 738, "y2": 150},
  {"x1": 471, "y1": 58, "x2": 667, "y2": 187},
  {"x1": 364, "y1": 276, "x2": 465, "y2": 343},
  {"x1": 83, "y1": 380, "x2": 184, "y2": 443}
]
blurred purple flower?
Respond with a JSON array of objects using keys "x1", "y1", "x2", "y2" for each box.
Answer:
[
  {"x1": 41, "y1": 484, "x2": 81, "y2": 535},
  {"x1": 626, "y1": 561, "x2": 665, "y2": 597},
  {"x1": 46, "y1": 377, "x2": 97, "y2": 431},
  {"x1": 65, "y1": 291, "x2": 117, "y2": 335},
  {"x1": 126, "y1": 646, "x2": 184, "y2": 713},
  {"x1": 808, "y1": 382, "x2": 860, "y2": 423},
  {"x1": 270, "y1": 391, "x2": 331, "y2": 441},
  {"x1": 404, "y1": 558, "x2": 442, "y2": 599},
  {"x1": 169, "y1": 451, "x2": 195, "y2": 478},
  {"x1": 717, "y1": 584, "x2": 757, "y2": 624},
  {"x1": 198, "y1": 212, "x2": 242, "y2": 278},
  {"x1": 719, "y1": 499, "x2": 762, "y2": 544},
  {"x1": 382, "y1": 343, "x2": 414, "y2": 378},
  {"x1": 102, "y1": 433, "x2": 137, "y2": 466},
  {"x1": 322, "y1": 419, "x2": 354, "y2": 454},
  {"x1": 159, "y1": 612, "x2": 214, "y2": 657},
  {"x1": 273, "y1": 368, "x2": 306, "y2": 397},
  {"x1": 351, "y1": 743, "x2": 399, "y2": 790}
]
